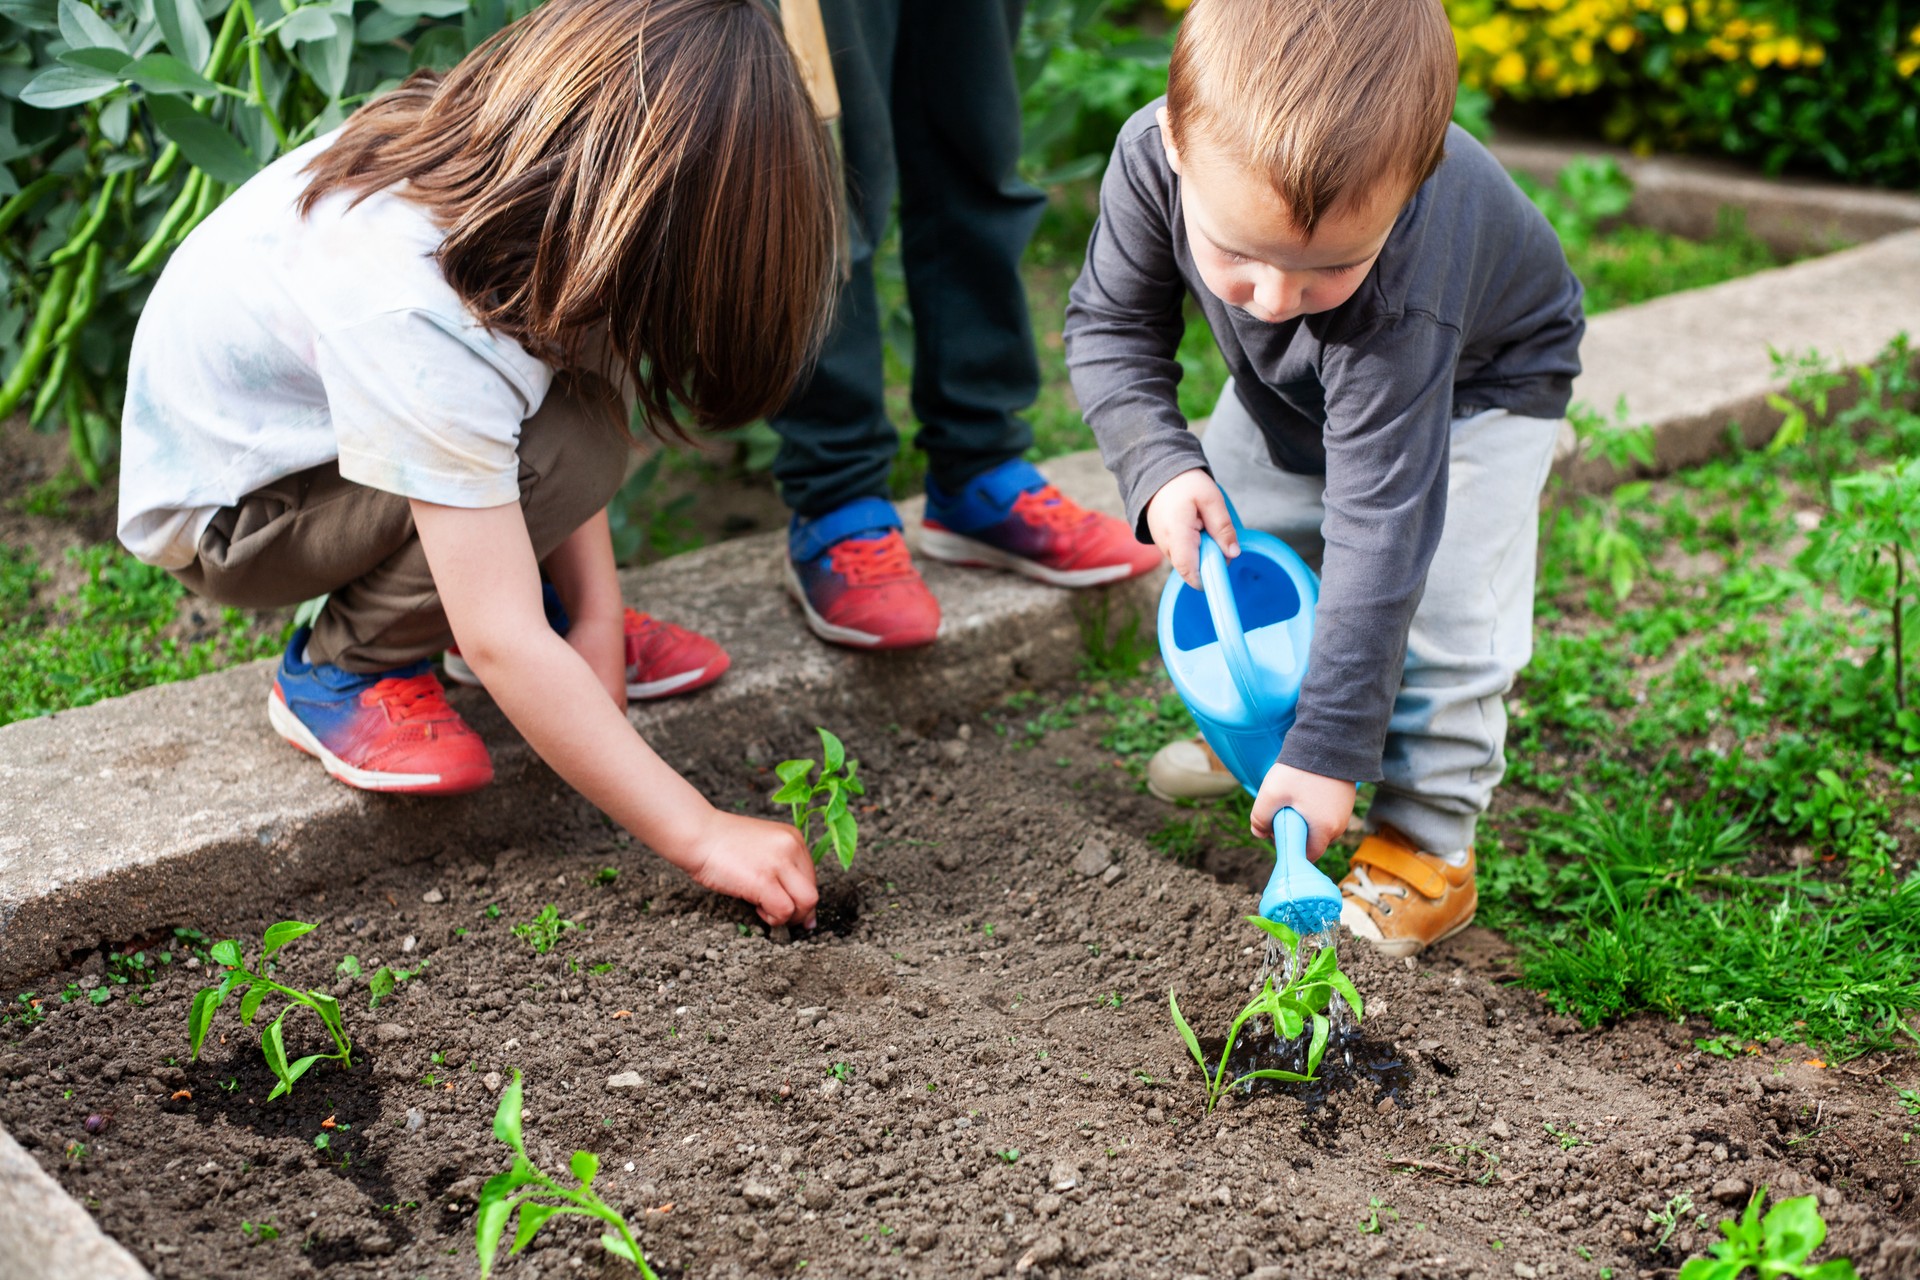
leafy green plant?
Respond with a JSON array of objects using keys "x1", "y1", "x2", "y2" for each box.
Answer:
[
  {"x1": 476, "y1": 1069, "x2": 655, "y2": 1278},
  {"x1": 1678, "y1": 1190, "x2": 1858, "y2": 1280},
  {"x1": 187, "y1": 921, "x2": 350, "y2": 1101},
  {"x1": 769, "y1": 727, "x2": 864, "y2": 871},
  {"x1": 1797, "y1": 458, "x2": 1920, "y2": 711},
  {"x1": 1648, "y1": 1191, "x2": 1698, "y2": 1253},
  {"x1": 1514, "y1": 155, "x2": 1633, "y2": 251},
  {"x1": 1358, "y1": 1196, "x2": 1397, "y2": 1234},
  {"x1": 1166, "y1": 916, "x2": 1363, "y2": 1114},
  {"x1": 512, "y1": 905, "x2": 575, "y2": 955},
  {"x1": 0, "y1": 0, "x2": 526, "y2": 478}
]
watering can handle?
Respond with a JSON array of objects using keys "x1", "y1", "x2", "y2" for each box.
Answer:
[{"x1": 1196, "y1": 530, "x2": 1267, "y2": 726}]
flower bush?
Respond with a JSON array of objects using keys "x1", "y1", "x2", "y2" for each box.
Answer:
[{"x1": 1446, "y1": 0, "x2": 1920, "y2": 187}]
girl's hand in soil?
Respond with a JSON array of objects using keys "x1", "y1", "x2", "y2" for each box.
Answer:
[
  {"x1": 1145, "y1": 467, "x2": 1239, "y2": 591},
  {"x1": 1250, "y1": 762, "x2": 1355, "y2": 862},
  {"x1": 681, "y1": 811, "x2": 820, "y2": 929}
]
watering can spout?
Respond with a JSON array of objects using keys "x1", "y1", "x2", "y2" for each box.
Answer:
[{"x1": 1258, "y1": 807, "x2": 1344, "y2": 938}]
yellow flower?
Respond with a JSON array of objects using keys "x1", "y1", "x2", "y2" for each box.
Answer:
[
  {"x1": 1662, "y1": 3, "x2": 1685, "y2": 33},
  {"x1": 1571, "y1": 39, "x2": 1594, "y2": 66},
  {"x1": 1606, "y1": 24, "x2": 1637, "y2": 53},
  {"x1": 1776, "y1": 35, "x2": 1801, "y2": 68},
  {"x1": 1492, "y1": 50, "x2": 1528, "y2": 87},
  {"x1": 1900, "y1": 50, "x2": 1920, "y2": 78},
  {"x1": 1804, "y1": 44, "x2": 1825, "y2": 67},
  {"x1": 1749, "y1": 40, "x2": 1776, "y2": 69}
]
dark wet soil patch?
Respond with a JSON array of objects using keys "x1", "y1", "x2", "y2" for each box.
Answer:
[{"x1": 3, "y1": 713, "x2": 1916, "y2": 1280}]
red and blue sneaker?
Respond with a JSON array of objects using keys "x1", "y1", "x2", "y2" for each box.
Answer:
[
  {"x1": 443, "y1": 588, "x2": 729, "y2": 701},
  {"x1": 921, "y1": 457, "x2": 1160, "y2": 587},
  {"x1": 268, "y1": 629, "x2": 493, "y2": 796},
  {"x1": 785, "y1": 496, "x2": 941, "y2": 650}
]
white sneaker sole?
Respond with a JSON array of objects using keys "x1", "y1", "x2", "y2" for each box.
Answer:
[
  {"x1": 782, "y1": 557, "x2": 930, "y2": 649},
  {"x1": 267, "y1": 687, "x2": 444, "y2": 791},
  {"x1": 919, "y1": 526, "x2": 1140, "y2": 588},
  {"x1": 442, "y1": 650, "x2": 710, "y2": 701}
]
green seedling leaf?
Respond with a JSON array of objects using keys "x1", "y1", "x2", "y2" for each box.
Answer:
[
  {"x1": 1167, "y1": 991, "x2": 1205, "y2": 1071},
  {"x1": 209, "y1": 939, "x2": 244, "y2": 968},
  {"x1": 511, "y1": 1202, "x2": 558, "y2": 1255},
  {"x1": 571, "y1": 1149, "x2": 600, "y2": 1186},
  {"x1": 187, "y1": 986, "x2": 221, "y2": 1059},
  {"x1": 1236, "y1": 1067, "x2": 1313, "y2": 1085},
  {"x1": 601, "y1": 1233, "x2": 642, "y2": 1263},
  {"x1": 284, "y1": 1053, "x2": 325, "y2": 1089},
  {"x1": 493, "y1": 1069, "x2": 526, "y2": 1152},
  {"x1": 1305, "y1": 1012, "x2": 1330, "y2": 1077},
  {"x1": 818, "y1": 727, "x2": 846, "y2": 773},
  {"x1": 369, "y1": 967, "x2": 397, "y2": 1008},
  {"x1": 474, "y1": 1174, "x2": 515, "y2": 1277},
  {"x1": 1243, "y1": 913, "x2": 1300, "y2": 953},
  {"x1": 238, "y1": 983, "x2": 270, "y2": 1026},
  {"x1": 1325, "y1": 970, "x2": 1364, "y2": 1023},
  {"x1": 261, "y1": 1015, "x2": 293, "y2": 1099}
]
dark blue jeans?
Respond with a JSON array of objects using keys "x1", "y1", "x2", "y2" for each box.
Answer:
[{"x1": 771, "y1": 0, "x2": 1045, "y2": 519}]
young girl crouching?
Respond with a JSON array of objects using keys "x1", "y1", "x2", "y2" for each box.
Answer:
[{"x1": 116, "y1": 0, "x2": 839, "y2": 926}]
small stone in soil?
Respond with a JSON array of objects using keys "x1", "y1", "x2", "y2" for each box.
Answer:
[
  {"x1": 1049, "y1": 1161, "x2": 1080, "y2": 1192},
  {"x1": 1488, "y1": 1118, "x2": 1511, "y2": 1140},
  {"x1": 421, "y1": 888, "x2": 444, "y2": 904},
  {"x1": 483, "y1": 1071, "x2": 502, "y2": 1095},
  {"x1": 742, "y1": 1179, "x2": 780, "y2": 1207},
  {"x1": 606, "y1": 1071, "x2": 645, "y2": 1090},
  {"x1": 1711, "y1": 1176, "x2": 1750, "y2": 1204},
  {"x1": 1071, "y1": 838, "x2": 1113, "y2": 878},
  {"x1": 405, "y1": 1107, "x2": 425, "y2": 1133},
  {"x1": 1100, "y1": 864, "x2": 1125, "y2": 886},
  {"x1": 374, "y1": 1023, "x2": 409, "y2": 1044}
]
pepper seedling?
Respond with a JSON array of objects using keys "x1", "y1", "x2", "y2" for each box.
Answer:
[
  {"x1": 1167, "y1": 915, "x2": 1363, "y2": 1114},
  {"x1": 1678, "y1": 1189, "x2": 1857, "y2": 1280},
  {"x1": 187, "y1": 921, "x2": 350, "y2": 1101},
  {"x1": 770, "y1": 727, "x2": 864, "y2": 870},
  {"x1": 476, "y1": 1069, "x2": 655, "y2": 1278}
]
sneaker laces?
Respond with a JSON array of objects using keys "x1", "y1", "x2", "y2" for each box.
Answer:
[
  {"x1": 828, "y1": 533, "x2": 915, "y2": 585},
  {"x1": 364, "y1": 673, "x2": 457, "y2": 723},
  {"x1": 1343, "y1": 862, "x2": 1412, "y2": 911},
  {"x1": 1011, "y1": 484, "x2": 1096, "y2": 533},
  {"x1": 624, "y1": 610, "x2": 677, "y2": 664}
]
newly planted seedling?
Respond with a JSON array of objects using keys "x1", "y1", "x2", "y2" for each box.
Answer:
[
  {"x1": 187, "y1": 922, "x2": 350, "y2": 1101},
  {"x1": 1678, "y1": 1190, "x2": 1857, "y2": 1279},
  {"x1": 475, "y1": 1070, "x2": 655, "y2": 1278},
  {"x1": 513, "y1": 905, "x2": 576, "y2": 955},
  {"x1": 1167, "y1": 916, "x2": 1363, "y2": 1114},
  {"x1": 770, "y1": 727, "x2": 864, "y2": 870}
]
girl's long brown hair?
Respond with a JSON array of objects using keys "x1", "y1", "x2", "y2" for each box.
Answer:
[{"x1": 301, "y1": 0, "x2": 840, "y2": 434}]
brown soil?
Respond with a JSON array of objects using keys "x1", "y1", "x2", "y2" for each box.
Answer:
[{"x1": 3, "y1": 715, "x2": 1917, "y2": 1280}]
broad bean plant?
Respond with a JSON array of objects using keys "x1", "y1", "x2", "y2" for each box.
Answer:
[{"x1": 0, "y1": 0, "x2": 533, "y2": 477}]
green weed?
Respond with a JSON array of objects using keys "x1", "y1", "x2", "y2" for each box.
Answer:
[
  {"x1": 1358, "y1": 1197, "x2": 1397, "y2": 1234},
  {"x1": 512, "y1": 906, "x2": 576, "y2": 955}
]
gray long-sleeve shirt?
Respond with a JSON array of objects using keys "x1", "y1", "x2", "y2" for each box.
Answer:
[{"x1": 1065, "y1": 104, "x2": 1584, "y2": 784}]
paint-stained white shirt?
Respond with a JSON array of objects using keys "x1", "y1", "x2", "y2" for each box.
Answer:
[{"x1": 118, "y1": 131, "x2": 554, "y2": 569}]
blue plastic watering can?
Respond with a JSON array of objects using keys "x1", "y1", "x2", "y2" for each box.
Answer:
[{"x1": 1155, "y1": 497, "x2": 1344, "y2": 937}]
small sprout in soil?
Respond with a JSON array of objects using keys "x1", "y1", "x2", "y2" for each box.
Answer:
[
  {"x1": 1101, "y1": 992, "x2": 1125, "y2": 1009},
  {"x1": 336, "y1": 956, "x2": 362, "y2": 979},
  {"x1": 996, "y1": 1148, "x2": 1022, "y2": 1164},
  {"x1": 64, "y1": 1140, "x2": 87, "y2": 1163},
  {"x1": 476, "y1": 1069, "x2": 657, "y2": 1278},
  {"x1": 596, "y1": 866, "x2": 620, "y2": 885},
  {"x1": 512, "y1": 905, "x2": 577, "y2": 954},
  {"x1": 1544, "y1": 1120, "x2": 1585, "y2": 1149},
  {"x1": 369, "y1": 958, "x2": 426, "y2": 1009},
  {"x1": 770, "y1": 727, "x2": 865, "y2": 870},
  {"x1": 828, "y1": 1062, "x2": 851, "y2": 1082},
  {"x1": 591, "y1": 962, "x2": 615, "y2": 975},
  {"x1": 982, "y1": 924, "x2": 996, "y2": 938},
  {"x1": 1678, "y1": 1189, "x2": 1858, "y2": 1280},
  {"x1": 1897, "y1": 1088, "x2": 1920, "y2": 1117},
  {"x1": 484, "y1": 903, "x2": 502, "y2": 920},
  {"x1": 188, "y1": 921, "x2": 351, "y2": 1102},
  {"x1": 1167, "y1": 916, "x2": 1363, "y2": 1114},
  {"x1": 1648, "y1": 1192, "x2": 1697, "y2": 1252},
  {"x1": 1358, "y1": 1198, "x2": 1397, "y2": 1234},
  {"x1": 241, "y1": 1220, "x2": 280, "y2": 1244}
]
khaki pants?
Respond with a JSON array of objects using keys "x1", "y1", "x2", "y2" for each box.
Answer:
[{"x1": 174, "y1": 374, "x2": 630, "y2": 673}]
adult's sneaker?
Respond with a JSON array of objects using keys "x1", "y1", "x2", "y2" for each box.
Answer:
[
  {"x1": 269, "y1": 629, "x2": 493, "y2": 795},
  {"x1": 444, "y1": 605, "x2": 729, "y2": 701},
  {"x1": 785, "y1": 496, "x2": 941, "y2": 650},
  {"x1": 921, "y1": 457, "x2": 1160, "y2": 587}
]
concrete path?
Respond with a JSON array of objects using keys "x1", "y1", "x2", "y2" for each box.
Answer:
[{"x1": 0, "y1": 1128, "x2": 152, "y2": 1279}]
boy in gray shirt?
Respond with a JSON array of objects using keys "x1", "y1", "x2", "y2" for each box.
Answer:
[{"x1": 1064, "y1": 0, "x2": 1584, "y2": 955}]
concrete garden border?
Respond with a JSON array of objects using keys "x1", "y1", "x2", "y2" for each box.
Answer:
[{"x1": 4, "y1": 157, "x2": 1920, "y2": 1279}]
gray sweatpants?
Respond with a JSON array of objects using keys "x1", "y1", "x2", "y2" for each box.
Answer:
[{"x1": 1201, "y1": 380, "x2": 1561, "y2": 853}]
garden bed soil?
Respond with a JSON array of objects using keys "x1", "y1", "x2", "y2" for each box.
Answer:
[{"x1": 3, "y1": 718, "x2": 1916, "y2": 1280}]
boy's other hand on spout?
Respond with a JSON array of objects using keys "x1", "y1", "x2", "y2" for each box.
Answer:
[
  {"x1": 1145, "y1": 467, "x2": 1239, "y2": 590},
  {"x1": 1251, "y1": 762, "x2": 1355, "y2": 862},
  {"x1": 681, "y1": 811, "x2": 820, "y2": 929}
]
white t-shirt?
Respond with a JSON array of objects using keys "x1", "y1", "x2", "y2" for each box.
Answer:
[{"x1": 118, "y1": 131, "x2": 556, "y2": 569}]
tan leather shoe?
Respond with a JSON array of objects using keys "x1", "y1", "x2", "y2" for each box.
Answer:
[
  {"x1": 1145, "y1": 736, "x2": 1242, "y2": 802},
  {"x1": 1338, "y1": 827, "x2": 1477, "y2": 958}
]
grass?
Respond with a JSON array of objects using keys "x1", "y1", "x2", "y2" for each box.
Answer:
[{"x1": 0, "y1": 542, "x2": 283, "y2": 727}]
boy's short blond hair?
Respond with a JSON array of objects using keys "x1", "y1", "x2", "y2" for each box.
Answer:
[{"x1": 1167, "y1": 0, "x2": 1457, "y2": 235}]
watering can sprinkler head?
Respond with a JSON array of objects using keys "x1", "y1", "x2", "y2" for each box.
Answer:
[{"x1": 1156, "y1": 492, "x2": 1342, "y2": 937}]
